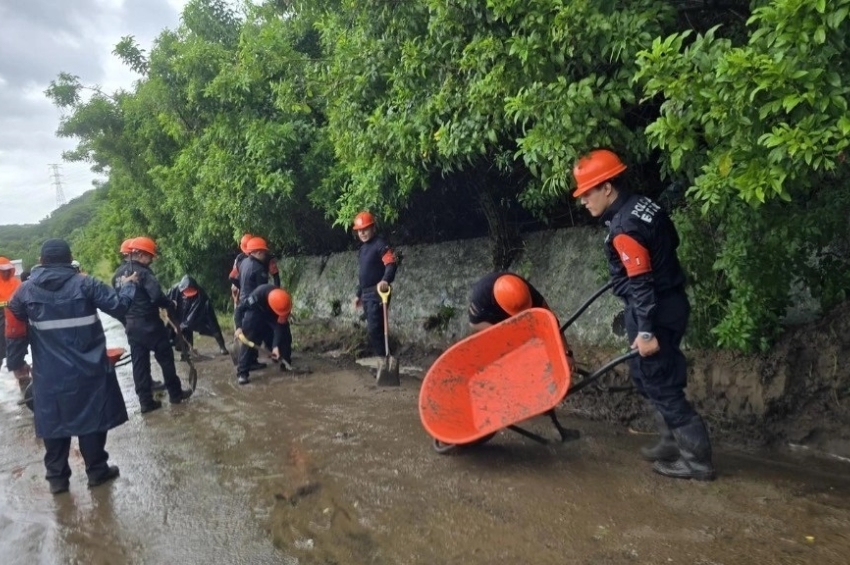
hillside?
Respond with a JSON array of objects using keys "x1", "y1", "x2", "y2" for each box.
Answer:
[{"x1": 0, "y1": 186, "x2": 104, "y2": 269}]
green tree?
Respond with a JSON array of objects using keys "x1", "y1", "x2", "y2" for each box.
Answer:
[{"x1": 637, "y1": 0, "x2": 850, "y2": 350}]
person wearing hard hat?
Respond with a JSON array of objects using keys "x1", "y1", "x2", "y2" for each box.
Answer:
[
  {"x1": 234, "y1": 236, "x2": 283, "y2": 370},
  {"x1": 111, "y1": 238, "x2": 136, "y2": 300},
  {"x1": 0, "y1": 257, "x2": 22, "y2": 380},
  {"x1": 467, "y1": 272, "x2": 548, "y2": 332},
  {"x1": 467, "y1": 272, "x2": 576, "y2": 365},
  {"x1": 233, "y1": 284, "x2": 293, "y2": 384},
  {"x1": 228, "y1": 233, "x2": 254, "y2": 306},
  {"x1": 572, "y1": 149, "x2": 714, "y2": 481},
  {"x1": 113, "y1": 237, "x2": 193, "y2": 413},
  {"x1": 229, "y1": 233, "x2": 281, "y2": 307},
  {"x1": 167, "y1": 275, "x2": 229, "y2": 356},
  {"x1": 5, "y1": 239, "x2": 139, "y2": 494},
  {"x1": 352, "y1": 211, "x2": 398, "y2": 358}
]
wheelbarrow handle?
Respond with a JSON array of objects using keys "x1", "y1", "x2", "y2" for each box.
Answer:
[
  {"x1": 566, "y1": 350, "x2": 639, "y2": 395},
  {"x1": 377, "y1": 284, "x2": 391, "y2": 304},
  {"x1": 559, "y1": 280, "x2": 615, "y2": 333}
]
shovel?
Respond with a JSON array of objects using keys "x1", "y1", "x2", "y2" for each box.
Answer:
[
  {"x1": 233, "y1": 332, "x2": 311, "y2": 375},
  {"x1": 375, "y1": 284, "x2": 400, "y2": 386},
  {"x1": 164, "y1": 316, "x2": 199, "y2": 391}
]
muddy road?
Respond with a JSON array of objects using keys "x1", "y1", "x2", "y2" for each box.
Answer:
[{"x1": 2, "y1": 319, "x2": 849, "y2": 564}]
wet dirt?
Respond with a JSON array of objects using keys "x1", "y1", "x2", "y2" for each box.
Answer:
[{"x1": 1, "y1": 316, "x2": 850, "y2": 564}]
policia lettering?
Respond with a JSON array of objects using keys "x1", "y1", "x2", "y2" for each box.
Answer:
[{"x1": 573, "y1": 149, "x2": 715, "y2": 482}]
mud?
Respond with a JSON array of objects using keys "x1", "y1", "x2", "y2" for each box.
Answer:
[{"x1": 2, "y1": 314, "x2": 850, "y2": 565}]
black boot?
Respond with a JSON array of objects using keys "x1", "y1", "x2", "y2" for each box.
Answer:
[
  {"x1": 140, "y1": 399, "x2": 163, "y2": 414},
  {"x1": 88, "y1": 465, "x2": 120, "y2": 488},
  {"x1": 169, "y1": 389, "x2": 193, "y2": 404},
  {"x1": 653, "y1": 415, "x2": 716, "y2": 481},
  {"x1": 640, "y1": 411, "x2": 679, "y2": 462}
]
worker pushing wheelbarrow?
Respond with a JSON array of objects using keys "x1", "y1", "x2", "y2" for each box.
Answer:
[{"x1": 419, "y1": 276, "x2": 637, "y2": 454}]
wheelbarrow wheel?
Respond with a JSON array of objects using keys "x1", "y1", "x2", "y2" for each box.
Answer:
[
  {"x1": 433, "y1": 440, "x2": 458, "y2": 455},
  {"x1": 432, "y1": 432, "x2": 497, "y2": 455}
]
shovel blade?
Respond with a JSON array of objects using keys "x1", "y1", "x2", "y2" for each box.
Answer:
[
  {"x1": 188, "y1": 366, "x2": 198, "y2": 392},
  {"x1": 23, "y1": 381, "x2": 34, "y2": 412},
  {"x1": 229, "y1": 340, "x2": 241, "y2": 366},
  {"x1": 376, "y1": 356, "x2": 400, "y2": 387}
]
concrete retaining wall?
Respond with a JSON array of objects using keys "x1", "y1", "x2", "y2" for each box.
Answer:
[{"x1": 280, "y1": 227, "x2": 624, "y2": 350}]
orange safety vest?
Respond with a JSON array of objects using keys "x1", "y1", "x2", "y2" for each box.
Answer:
[{"x1": 0, "y1": 276, "x2": 21, "y2": 308}]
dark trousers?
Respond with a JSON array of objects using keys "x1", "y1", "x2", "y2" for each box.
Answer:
[
  {"x1": 624, "y1": 291, "x2": 697, "y2": 429},
  {"x1": 237, "y1": 314, "x2": 291, "y2": 376},
  {"x1": 362, "y1": 294, "x2": 387, "y2": 357},
  {"x1": 43, "y1": 431, "x2": 110, "y2": 482},
  {"x1": 129, "y1": 334, "x2": 183, "y2": 403}
]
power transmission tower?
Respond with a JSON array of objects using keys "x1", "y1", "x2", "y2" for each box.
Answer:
[{"x1": 48, "y1": 164, "x2": 67, "y2": 207}]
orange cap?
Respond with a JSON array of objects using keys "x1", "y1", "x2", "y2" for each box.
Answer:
[
  {"x1": 572, "y1": 149, "x2": 627, "y2": 198},
  {"x1": 131, "y1": 236, "x2": 157, "y2": 257},
  {"x1": 245, "y1": 237, "x2": 269, "y2": 253},
  {"x1": 267, "y1": 289, "x2": 292, "y2": 319},
  {"x1": 239, "y1": 233, "x2": 253, "y2": 254},
  {"x1": 494, "y1": 274, "x2": 533, "y2": 315},
  {"x1": 353, "y1": 211, "x2": 376, "y2": 230}
]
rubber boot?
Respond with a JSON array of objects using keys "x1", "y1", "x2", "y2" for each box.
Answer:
[
  {"x1": 640, "y1": 411, "x2": 679, "y2": 462},
  {"x1": 653, "y1": 415, "x2": 716, "y2": 481}
]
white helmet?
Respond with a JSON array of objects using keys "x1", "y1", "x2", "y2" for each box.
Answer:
[{"x1": 71, "y1": 260, "x2": 81, "y2": 271}]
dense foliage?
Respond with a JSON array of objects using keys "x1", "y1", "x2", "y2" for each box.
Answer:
[{"x1": 28, "y1": 0, "x2": 850, "y2": 350}]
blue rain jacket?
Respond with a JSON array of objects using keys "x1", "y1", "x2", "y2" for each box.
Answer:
[{"x1": 5, "y1": 265, "x2": 135, "y2": 439}]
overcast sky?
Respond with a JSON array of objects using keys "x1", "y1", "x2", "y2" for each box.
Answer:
[{"x1": 0, "y1": 0, "x2": 188, "y2": 226}]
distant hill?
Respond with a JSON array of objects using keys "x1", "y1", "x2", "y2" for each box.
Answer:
[{"x1": 0, "y1": 186, "x2": 104, "y2": 270}]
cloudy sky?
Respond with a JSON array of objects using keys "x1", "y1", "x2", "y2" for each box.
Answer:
[{"x1": 0, "y1": 0, "x2": 188, "y2": 226}]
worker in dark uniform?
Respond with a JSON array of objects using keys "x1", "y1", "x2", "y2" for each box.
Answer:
[
  {"x1": 573, "y1": 148, "x2": 714, "y2": 481},
  {"x1": 167, "y1": 275, "x2": 229, "y2": 355},
  {"x1": 234, "y1": 284, "x2": 293, "y2": 385},
  {"x1": 113, "y1": 237, "x2": 193, "y2": 413},
  {"x1": 467, "y1": 272, "x2": 548, "y2": 332},
  {"x1": 236, "y1": 236, "x2": 281, "y2": 370},
  {"x1": 228, "y1": 233, "x2": 253, "y2": 306},
  {"x1": 5, "y1": 239, "x2": 139, "y2": 494},
  {"x1": 467, "y1": 272, "x2": 575, "y2": 367},
  {"x1": 229, "y1": 233, "x2": 281, "y2": 306},
  {"x1": 353, "y1": 211, "x2": 398, "y2": 357}
]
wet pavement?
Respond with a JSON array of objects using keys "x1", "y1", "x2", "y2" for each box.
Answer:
[
  {"x1": 2, "y1": 315, "x2": 850, "y2": 564},
  {"x1": 0, "y1": 315, "x2": 289, "y2": 565}
]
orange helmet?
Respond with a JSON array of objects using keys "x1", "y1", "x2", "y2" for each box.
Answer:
[
  {"x1": 572, "y1": 149, "x2": 627, "y2": 198},
  {"x1": 245, "y1": 237, "x2": 269, "y2": 253},
  {"x1": 0, "y1": 257, "x2": 14, "y2": 271},
  {"x1": 239, "y1": 233, "x2": 253, "y2": 254},
  {"x1": 131, "y1": 236, "x2": 157, "y2": 257},
  {"x1": 182, "y1": 287, "x2": 199, "y2": 298},
  {"x1": 494, "y1": 274, "x2": 533, "y2": 315},
  {"x1": 352, "y1": 211, "x2": 375, "y2": 230},
  {"x1": 267, "y1": 289, "x2": 292, "y2": 318},
  {"x1": 119, "y1": 238, "x2": 134, "y2": 255}
]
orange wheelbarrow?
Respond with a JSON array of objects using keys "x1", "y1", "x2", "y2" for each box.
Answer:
[
  {"x1": 419, "y1": 303, "x2": 637, "y2": 454},
  {"x1": 22, "y1": 347, "x2": 130, "y2": 412}
]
